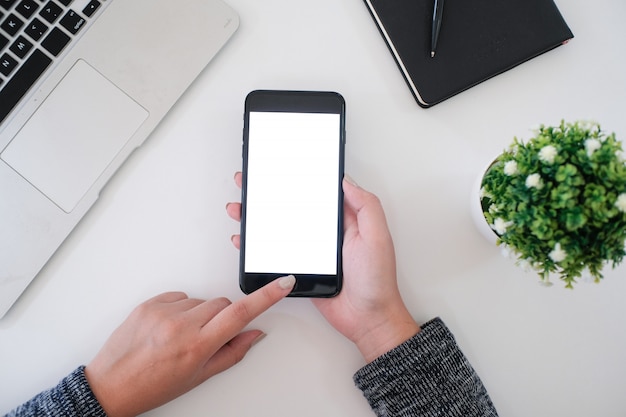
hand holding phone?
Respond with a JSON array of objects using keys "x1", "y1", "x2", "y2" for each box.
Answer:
[
  {"x1": 311, "y1": 177, "x2": 421, "y2": 362},
  {"x1": 227, "y1": 174, "x2": 420, "y2": 362},
  {"x1": 239, "y1": 90, "x2": 346, "y2": 297}
]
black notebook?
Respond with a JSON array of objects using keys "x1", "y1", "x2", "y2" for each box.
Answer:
[{"x1": 364, "y1": 0, "x2": 573, "y2": 108}]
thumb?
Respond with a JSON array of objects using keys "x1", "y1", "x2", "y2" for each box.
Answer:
[{"x1": 342, "y1": 176, "x2": 391, "y2": 239}]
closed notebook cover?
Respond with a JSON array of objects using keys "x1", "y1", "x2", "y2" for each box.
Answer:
[{"x1": 364, "y1": 0, "x2": 573, "y2": 107}]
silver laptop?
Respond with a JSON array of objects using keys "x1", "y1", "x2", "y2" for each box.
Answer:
[{"x1": 0, "y1": 0, "x2": 239, "y2": 318}]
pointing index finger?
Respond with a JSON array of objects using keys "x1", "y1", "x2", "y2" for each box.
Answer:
[{"x1": 201, "y1": 275, "x2": 295, "y2": 342}]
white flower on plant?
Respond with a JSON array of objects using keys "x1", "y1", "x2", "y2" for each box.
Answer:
[
  {"x1": 503, "y1": 160, "x2": 518, "y2": 176},
  {"x1": 549, "y1": 243, "x2": 567, "y2": 263},
  {"x1": 539, "y1": 145, "x2": 557, "y2": 164},
  {"x1": 579, "y1": 120, "x2": 600, "y2": 135},
  {"x1": 479, "y1": 186, "x2": 492, "y2": 200},
  {"x1": 491, "y1": 217, "x2": 513, "y2": 235},
  {"x1": 517, "y1": 258, "x2": 534, "y2": 273},
  {"x1": 525, "y1": 173, "x2": 543, "y2": 189},
  {"x1": 488, "y1": 204, "x2": 498, "y2": 214},
  {"x1": 500, "y1": 244, "x2": 513, "y2": 259},
  {"x1": 585, "y1": 138, "x2": 602, "y2": 157},
  {"x1": 616, "y1": 193, "x2": 626, "y2": 213}
]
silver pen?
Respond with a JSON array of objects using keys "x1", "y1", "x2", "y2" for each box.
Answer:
[{"x1": 430, "y1": 0, "x2": 445, "y2": 57}]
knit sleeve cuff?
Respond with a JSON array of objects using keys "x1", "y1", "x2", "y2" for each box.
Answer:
[
  {"x1": 6, "y1": 366, "x2": 108, "y2": 417},
  {"x1": 61, "y1": 366, "x2": 108, "y2": 416},
  {"x1": 353, "y1": 317, "x2": 453, "y2": 396},
  {"x1": 353, "y1": 317, "x2": 498, "y2": 417}
]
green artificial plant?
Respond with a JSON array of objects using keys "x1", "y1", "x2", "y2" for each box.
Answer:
[{"x1": 481, "y1": 121, "x2": 626, "y2": 287}]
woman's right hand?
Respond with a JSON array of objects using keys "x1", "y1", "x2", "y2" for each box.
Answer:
[{"x1": 312, "y1": 176, "x2": 420, "y2": 363}]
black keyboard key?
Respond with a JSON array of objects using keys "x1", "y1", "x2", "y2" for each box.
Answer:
[
  {"x1": 41, "y1": 26, "x2": 68, "y2": 56},
  {"x1": 59, "y1": 9, "x2": 83, "y2": 34},
  {"x1": 1, "y1": 13, "x2": 25, "y2": 36},
  {"x1": 82, "y1": 0, "x2": 99, "y2": 17},
  {"x1": 0, "y1": 48, "x2": 51, "y2": 124},
  {"x1": 0, "y1": 32, "x2": 8, "y2": 50},
  {"x1": 0, "y1": 52, "x2": 18, "y2": 76},
  {"x1": 39, "y1": 0, "x2": 62, "y2": 23},
  {"x1": 9, "y1": 35, "x2": 32, "y2": 58},
  {"x1": 24, "y1": 16, "x2": 47, "y2": 40},
  {"x1": 57, "y1": 0, "x2": 70, "y2": 6},
  {"x1": 0, "y1": 0, "x2": 19, "y2": 11},
  {"x1": 15, "y1": 0, "x2": 39, "y2": 19}
]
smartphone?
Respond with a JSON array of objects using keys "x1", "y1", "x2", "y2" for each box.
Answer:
[{"x1": 239, "y1": 90, "x2": 346, "y2": 297}]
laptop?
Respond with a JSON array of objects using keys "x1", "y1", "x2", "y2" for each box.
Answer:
[{"x1": 0, "y1": 0, "x2": 239, "y2": 318}]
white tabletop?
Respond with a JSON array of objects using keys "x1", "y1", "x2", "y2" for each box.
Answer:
[{"x1": 2, "y1": 1, "x2": 626, "y2": 416}]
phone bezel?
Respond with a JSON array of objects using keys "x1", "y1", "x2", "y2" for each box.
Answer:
[{"x1": 239, "y1": 90, "x2": 346, "y2": 297}]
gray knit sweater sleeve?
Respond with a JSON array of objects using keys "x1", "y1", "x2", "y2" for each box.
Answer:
[
  {"x1": 5, "y1": 366, "x2": 107, "y2": 417},
  {"x1": 353, "y1": 317, "x2": 498, "y2": 417},
  {"x1": 6, "y1": 319, "x2": 495, "y2": 417}
]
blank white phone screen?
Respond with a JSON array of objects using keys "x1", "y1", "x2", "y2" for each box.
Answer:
[{"x1": 244, "y1": 111, "x2": 341, "y2": 275}]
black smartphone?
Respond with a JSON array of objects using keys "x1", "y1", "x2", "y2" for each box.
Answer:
[{"x1": 239, "y1": 90, "x2": 346, "y2": 297}]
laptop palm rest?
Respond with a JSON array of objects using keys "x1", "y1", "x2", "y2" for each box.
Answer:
[{"x1": 1, "y1": 60, "x2": 149, "y2": 213}]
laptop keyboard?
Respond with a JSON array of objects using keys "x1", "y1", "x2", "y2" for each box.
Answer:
[{"x1": 0, "y1": 0, "x2": 107, "y2": 125}]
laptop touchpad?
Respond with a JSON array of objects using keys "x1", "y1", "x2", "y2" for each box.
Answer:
[{"x1": 1, "y1": 60, "x2": 149, "y2": 213}]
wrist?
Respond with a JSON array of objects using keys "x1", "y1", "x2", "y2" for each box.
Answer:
[
  {"x1": 354, "y1": 311, "x2": 420, "y2": 363},
  {"x1": 84, "y1": 364, "x2": 130, "y2": 417}
]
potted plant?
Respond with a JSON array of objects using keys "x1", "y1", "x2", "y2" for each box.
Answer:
[{"x1": 479, "y1": 121, "x2": 626, "y2": 287}]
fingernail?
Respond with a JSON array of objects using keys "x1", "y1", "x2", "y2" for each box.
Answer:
[
  {"x1": 344, "y1": 174, "x2": 359, "y2": 187},
  {"x1": 252, "y1": 332, "x2": 267, "y2": 347},
  {"x1": 278, "y1": 275, "x2": 296, "y2": 290}
]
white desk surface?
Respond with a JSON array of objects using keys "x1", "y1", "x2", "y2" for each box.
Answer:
[{"x1": 2, "y1": 1, "x2": 626, "y2": 416}]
